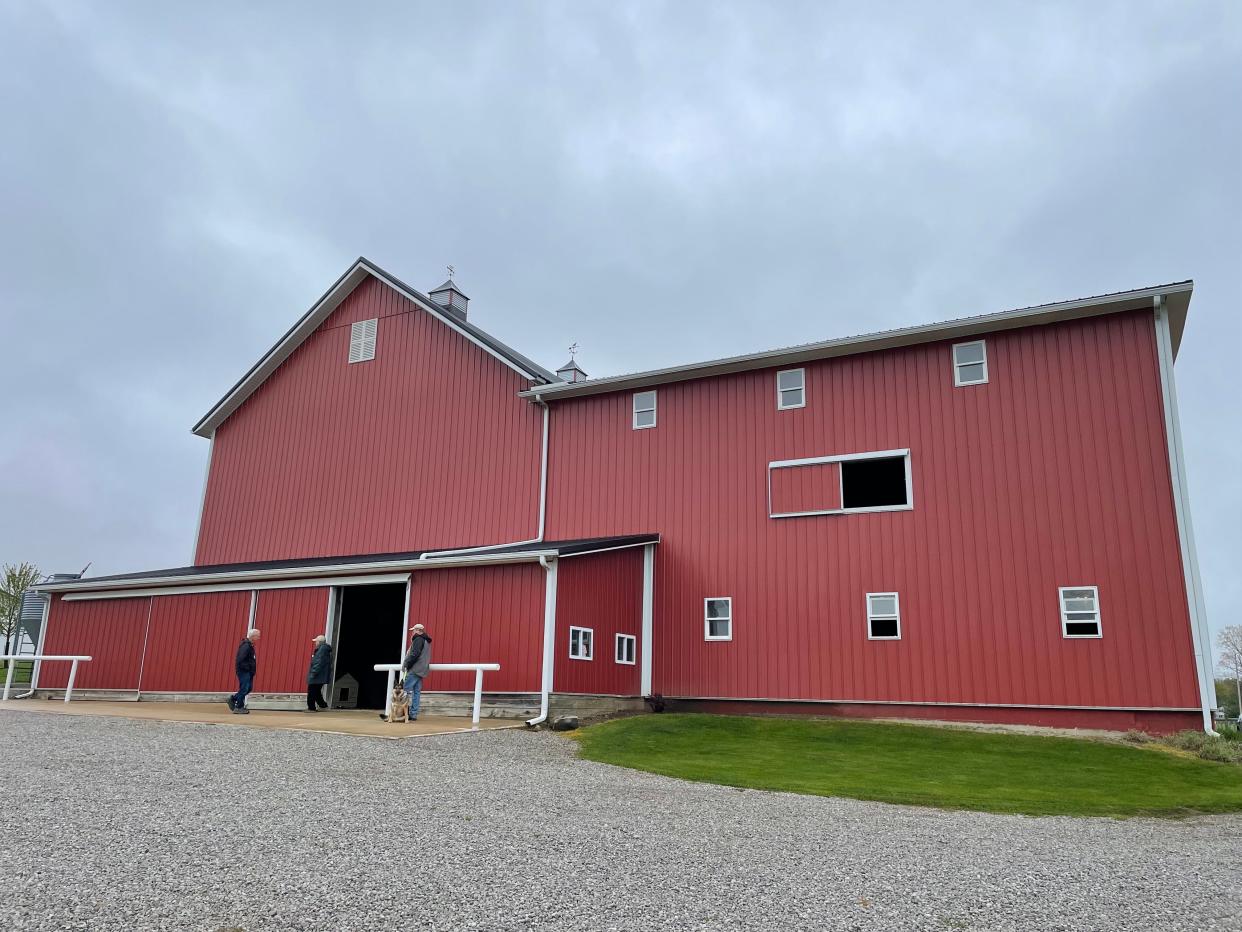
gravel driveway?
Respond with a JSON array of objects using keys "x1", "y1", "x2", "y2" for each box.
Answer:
[{"x1": 2, "y1": 708, "x2": 1240, "y2": 931}]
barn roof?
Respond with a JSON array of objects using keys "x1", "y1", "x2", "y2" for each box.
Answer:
[
  {"x1": 31, "y1": 535, "x2": 660, "y2": 595},
  {"x1": 520, "y1": 280, "x2": 1194, "y2": 402},
  {"x1": 192, "y1": 257, "x2": 556, "y2": 438}
]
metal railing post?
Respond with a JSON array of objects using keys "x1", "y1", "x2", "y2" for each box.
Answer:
[
  {"x1": 384, "y1": 668, "x2": 396, "y2": 719},
  {"x1": 473, "y1": 668, "x2": 484, "y2": 729},
  {"x1": 65, "y1": 659, "x2": 80, "y2": 702},
  {"x1": 2, "y1": 659, "x2": 14, "y2": 701}
]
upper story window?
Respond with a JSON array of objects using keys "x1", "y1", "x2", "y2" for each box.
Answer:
[
  {"x1": 569, "y1": 626, "x2": 594, "y2": 660},
  {"x1": 777, "y1": 368, "x2": 805, "y2": 410},
  {"x1": 769, "y1": 449, "x2": 912, "y2": 518},
  {"x1": 633, "y1": 390, "x2": 657, "y2": 429},
  {"x1": 953, "y1": 340, "x2": 987, "y2": 386},
  {"x1": 615, "y1": 633, "x2": 636, "y2": 665},
  {"x1": 867, "y1": 592, "x2": 901, "y2": 640},
  {"x1": 1059, "y1": 587, "x2": 1101, "y2": 638},
  {"x1": 349, "y1": 319, "x2": 378, "y2": 364},
  {"x1": 705, "y1": 597, "x2": 732, "y2": 641}
]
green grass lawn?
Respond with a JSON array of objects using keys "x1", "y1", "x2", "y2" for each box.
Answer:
[
  {"x1": 0, "y1": 660, "x2": 33, "y2": 685},
  {"x1": 574, "y1": 714, "x2": 1242, "y2": 818}
]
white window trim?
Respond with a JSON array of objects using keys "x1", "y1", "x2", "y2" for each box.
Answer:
[
  {"x1": 866, "y1": 591, "x2": 902, "y2": 640},
  {"x1": 632, "y1": 390, "x2": 657, "y2": 430},
  {"x1": 615, "y1": 633, "x2": 637, "y2": 665},
  {"x1": 349, "y1": 318, "x2": 378, "y2": 364},
  {"x1": 767, "y1": 448, "x2": 913, "y2": 519},
  {"x1": 1059, "y1": 586, "x2": 1102, "y2": 639},
  {"x1": 569, "y1": 625, "x2": 594, "y2": 660},
  {"x1": 776, "y1": 367, "x2": 806, "y2": 410},
  {"x1": 704, "y1": 597, "x2": 732, "y2": 642},
  {"x1": 952, "y1": 339, "x2": 988, "y2": 387}
]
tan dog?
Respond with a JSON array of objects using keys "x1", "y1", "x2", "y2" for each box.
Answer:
[{"x1": 389, "y1": 687, "x2": 411, "y2": 724}]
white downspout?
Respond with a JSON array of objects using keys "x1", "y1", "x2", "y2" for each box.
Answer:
[
  {"x1": 1153, "y1": 296, "x2": 1218, "y2": 736},
  {"x1": 527, "y1": 554, "x2": 558, "y2": 726},
  {"x1": 420, "y1": 394, "x2": 550, "y2": 560}
]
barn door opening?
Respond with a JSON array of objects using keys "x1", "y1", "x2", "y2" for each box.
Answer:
[{"x1": 331, "y1": 583, "x2": 407, "y2": 711}]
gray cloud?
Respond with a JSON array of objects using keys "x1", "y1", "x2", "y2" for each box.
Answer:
[{"x1": 2, "y1": 1, "x2": 1238, "y2": 645}]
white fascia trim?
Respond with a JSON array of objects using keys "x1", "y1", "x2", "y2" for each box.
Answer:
[
  {"x1": 519, "y1": 282, "x2": 1194, "y2": 402},
  {"x1": 190, "y1": 431, "x2": 215, "y2": 560},
  {"x1": 1153, "y1": 298, "x2": 1216, "y2": 734},
  {"x1": 35, "y1": 550, "x2": 560, "y2": 595},
  {"x1": 61, "y1": 573, "x2": 412, "y2": 601},
  {"x1": 193, "y1": 260, "x2": 546, "y2": 438},
  {"x1": 557, "y1": 540, "x2": 659, "y2": 559},
  {"x1": 662, "y1": 695, "x2": 1202, "y2": 713}
]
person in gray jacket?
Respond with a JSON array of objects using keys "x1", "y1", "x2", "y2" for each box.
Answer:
[
  {"x1": 401, "y1": 624, "x2": 432, "y2": 721},
  {"x1": 305, "y1": 635, "x2": 332, "y2": 712}
]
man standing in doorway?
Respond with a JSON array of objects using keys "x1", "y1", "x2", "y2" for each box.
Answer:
[
  {"x1": 228, "y1": 628, "x2": 260, "y2": 714},
  {"x1": 402, "y1": 624, "x2": 432, "y2": 721}
]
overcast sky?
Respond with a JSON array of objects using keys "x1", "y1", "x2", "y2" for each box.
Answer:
[{"x1": 1, "y1": 2, "x2": 1238, "y2": 651}]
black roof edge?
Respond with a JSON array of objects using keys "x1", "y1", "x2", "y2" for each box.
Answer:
[{"x1": 37, "y1": 535, "x2": 661, "y2": 588}]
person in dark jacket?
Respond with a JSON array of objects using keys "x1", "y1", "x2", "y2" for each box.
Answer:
[
  {"x1": 305, "y1": 635, "x2": 333, "y2": 712},
  {"x1": 401, "y1": 624, "x2": 432, "y2": 721},
  {"x1": 228, "y1": 628, "x2": 260, "y2": 714}
]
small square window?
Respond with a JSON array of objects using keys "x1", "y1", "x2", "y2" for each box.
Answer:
[
  {"x1": 777, "y1": 368, "x2": 805, "y2": 410},
  {"x1": 953, "y1": 340, "x2": 987, "y2": 386},
  {"x1": 705, "y1": 597, "x2": 732, "y2": 641},
  {"x1": 867, "y1": 592, "x2": 901, "y2": 640},
  {"x1": 569, "y1": 626, "x2": 594, "y2": 660},
  {"x1": 615, "y1": 634, "x2": 636, "y2": 665},
  {"x1": 633, "y1": 390, "x2": 657, "y2": 429},
  {"x1": 349, "y1": 318, "x2": 377, "y2": 364},
  {"x1": 1059, "y1": 586, "x2": 1101, "y2": 638}
]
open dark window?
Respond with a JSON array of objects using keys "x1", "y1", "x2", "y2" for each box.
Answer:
[{"x1": 841, "y1": 456, "x2": 908, "y2": 509}]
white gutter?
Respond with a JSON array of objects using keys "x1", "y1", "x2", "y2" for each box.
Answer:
[
  {"x1": 420, "y1": 393, "x2": 551, "y2": 561},
  {"x1": 34, "y1": 551, "x2": 558, "y2": 597},
  {"x1": 1153, "y1": 296, "x2": 1217, "y2": 735},
  {"x1": 527, "y1": 555, "x2": 558, "y2": 726}
]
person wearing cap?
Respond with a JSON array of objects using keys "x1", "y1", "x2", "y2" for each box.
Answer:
[
  {"x1": 305, "y1": 634, "x2": 333, "y2": 713},
  {"x1": 401, "y1": 624, "x2": 432, "y2": 721}
]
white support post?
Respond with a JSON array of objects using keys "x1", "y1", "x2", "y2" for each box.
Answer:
[
  {"x1": 640, "y1": 544, "x2": 655, "y2": 696},
  {"x1": 65, "y1": 659, "x2": 80, "y2": 702},
  {"x1": 472, "y1": 667, "x2": 484, "y2": 729},
  {"x1": 2, "y1": 660, "x2": 14, "y2": 701},
  {"x1": 383, "y1": 667, "x2": 396, "y2": 719}
]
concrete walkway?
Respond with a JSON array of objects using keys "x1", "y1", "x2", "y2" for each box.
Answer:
[{"x1": 0, "y1": 698, "x2": 520, "y2": 739}]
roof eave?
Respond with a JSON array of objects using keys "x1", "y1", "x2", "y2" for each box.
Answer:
[{"x1": 519, "y1": 281, "x2": 1194, "y2": 401}]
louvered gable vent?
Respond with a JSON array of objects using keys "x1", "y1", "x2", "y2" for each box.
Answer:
[{"x1": 349, "y1": 318, "x2": 377, "y2": 364}]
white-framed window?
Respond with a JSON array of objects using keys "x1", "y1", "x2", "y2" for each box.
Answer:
[
  {"x1": 1059, "y1": 586, "x2": 1102, "y2": 638},
  {"x1": 866, "y1": 592, "x2": 901, "y2": 640},
  {"x1": 768, "y1": 449, "x2": 913, "y2": 518},
  {"x1": 569, "y1": 626, "x2": 594, "y2": 660},
  {"x1": 633, "y1": 390, "x2": 657, "y2": 429},
  {"x1": 704, "y1": 597, "x2": 732, "y2": 641},
  {"x1": 953, "y1": 340, "x2": 987, "y2": 386},
  {"x1": 349, "y1": 318, "x2": 378, "y2": 364},
  {"x1": 777, "y1": 368, "x2": 805, "y2": 410},
  {"x1": 615, "y1": 633, "x2": 636, "y2": 665}
]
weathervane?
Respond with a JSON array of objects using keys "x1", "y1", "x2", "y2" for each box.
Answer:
[
  {"x1": 447, "y1": 264, "x2": 455, "y2": 279},
  {"x1": 568, "y1": 342, "x2": 579, "y2": 362}
]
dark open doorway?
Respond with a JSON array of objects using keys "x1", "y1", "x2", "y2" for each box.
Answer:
[{"x1": 331, "y1": 583, "x2": 406, "y2": 710}]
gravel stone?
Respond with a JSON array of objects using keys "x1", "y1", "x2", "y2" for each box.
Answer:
[{"x1": 1, "y1": 708, "x2": 1240, "y2": 931}]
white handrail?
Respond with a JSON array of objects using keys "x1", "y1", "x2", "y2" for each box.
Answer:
[
  {"x1": 1, "y1": 655, "x2": 92, "y2": 702},
  {"x1": 373, "y1": 662, "x2": 500, "y2": 729}
]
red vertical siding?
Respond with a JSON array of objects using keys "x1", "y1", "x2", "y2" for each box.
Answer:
[
  {"x1": 409, "y1": 564, "x2": 544, "y2": 693},
  {"x1": 195, "y1": 276, "x2": 542, "y2": 564},
  {"x1": 140, "y1": 591, "x2": 251, "y2": 692},
  {"x1": 40, "y1": 596, "x2": 150, "y2": 690},
  {"x1": 544, "y1": 311, "x2": 1200, "y2": 711},
  {"x1": 252, "y1": 587, "x2": 331, "y2": 693},
  {"x1": 553, "y1": 549, "x2": 644, "y2": 696}
]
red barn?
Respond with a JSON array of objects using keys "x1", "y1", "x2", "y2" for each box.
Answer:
[{"x1": 31, "y1": 259, "x2": 1213, "y2": 733}]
